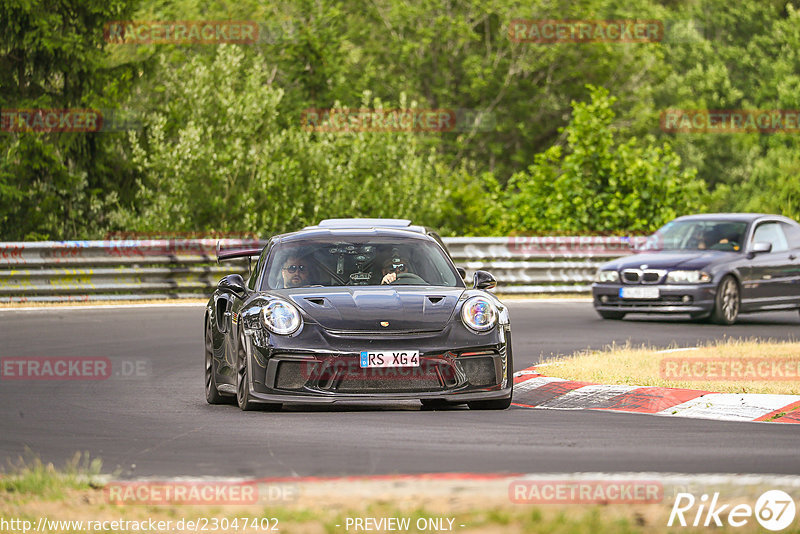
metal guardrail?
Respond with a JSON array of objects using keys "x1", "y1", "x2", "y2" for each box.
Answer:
[{"x1": 0, "y1": 237, "x2": 641, "y2": 302}]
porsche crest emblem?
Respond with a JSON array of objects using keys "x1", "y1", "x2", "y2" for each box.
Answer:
[{"x1": 380, "y1": 321, "x2": 390, "y2": 327}]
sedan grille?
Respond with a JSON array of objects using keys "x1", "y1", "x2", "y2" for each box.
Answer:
[{"x1": 622, "y1": 269, "x2": 666, "y2": 284}]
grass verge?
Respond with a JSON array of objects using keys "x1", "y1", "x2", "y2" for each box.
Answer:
[
  {"x1": 535, "y1": 339, "x2": 800, "y2": 395},
  {"x1": 2, "y1": 463, "x2": 796, "y2": 534}
]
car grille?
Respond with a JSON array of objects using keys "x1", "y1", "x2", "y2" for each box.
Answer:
[
  {"x1": 275, "y1": 361, "x2": 307, "y2": 389},
  {"x1": 271, "y1": 352, "x2": 501, "y2": 392},
  {"x1": 336, "y1": 368, "x2": 443, "y2": 393},
  {"x1": 458, "y1": 355, "x2": 498, "y2": 386},
  {"x1": 622, "y1": 269, "x2": 666, "y2": 284}
]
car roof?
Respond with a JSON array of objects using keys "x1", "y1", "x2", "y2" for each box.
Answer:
[
  {"x1": 276, "y1": 222, "x2": 434, "y2": 244},
  {"x1": 301, "y1": 218, "x2": 429, "y2": 234},
  {"x1": 673, "y1": 213, "x2": 777, "y2": 223}
]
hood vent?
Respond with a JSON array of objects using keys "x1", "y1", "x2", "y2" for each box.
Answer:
[{"x1": 304, "y1": 297, "x2": 326, "y2": 306}]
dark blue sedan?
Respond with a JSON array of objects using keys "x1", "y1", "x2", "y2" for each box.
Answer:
[{"x1": 592, "y1": 213, "x2": 800, "y2": 324}]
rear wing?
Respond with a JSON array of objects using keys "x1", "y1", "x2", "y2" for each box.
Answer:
[{"x1": 215, "y1": 241, "x2": 263, "y2": 264}]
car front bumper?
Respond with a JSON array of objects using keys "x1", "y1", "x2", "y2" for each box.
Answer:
[
  {"x1": 592, "y1": 283, "x2": 716, "y2": 315},
  {"x1": 242, "y1": 323, "x2": 513, "y2": 404}
]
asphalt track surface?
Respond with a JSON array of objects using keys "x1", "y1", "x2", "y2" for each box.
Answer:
[{"x1": 1, "y1": 302, "x2": 799, "y2": 478}]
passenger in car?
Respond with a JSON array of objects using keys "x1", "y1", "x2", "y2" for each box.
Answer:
[{"x1": 380, "y1": 254, "x2": 414, "y2": 284}]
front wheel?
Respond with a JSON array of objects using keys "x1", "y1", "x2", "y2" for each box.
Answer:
[
  {"x1": 205, "y1": 321, "x2": 228, "y2": 405},
  {"x1": 468, "y1": 394, "x2": 512, "y2": 410},
  {"x1": 236, "y1": 331, "x2": 281, "y2": 411},
  {"x1": 711, "y1": 275, "x2": 740, "y2": 325},
  {"x1": 597, "y1": 310, "x2": 626, "y2": 320}
]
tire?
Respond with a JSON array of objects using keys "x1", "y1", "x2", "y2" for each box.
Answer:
[
  {"x1": 236, "y1": 331, "x2": 281, "y2": 411},
  {"x1": 236, "y1": 331, "x2": 259, "y2": 411},
  {"x1": 468, "y1": 394, "x2": 512, "y2": 410},
  {"x1": 711, "y1": 275, "x2": 740, "y2": 325},
  {"x1": 205, "y1": 320, "x2": 228, "y2": 405},
  {"x1": 597, "y1": 310, "x2": 626, "y2": 320},
  {"x1": 420, "y1": 399, "x2": 453, "y2": 410}
]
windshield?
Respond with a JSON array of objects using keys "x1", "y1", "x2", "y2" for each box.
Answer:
[
  {"x1": 261, "y1": 235, "x2": 462, "y2": 289},
  {"x1": 640, "y1": 220, "x2": 748, "y2": 252}
]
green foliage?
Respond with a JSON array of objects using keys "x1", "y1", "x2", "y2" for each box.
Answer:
[
  {"x1": 118, "y1": 46, "x2": 456, "y2": 236},
  {"x1": 3, "y1": 0, "x2": 800, "y2": 240},
  {"x1": 0, "y1": 0, "x2": 140, "y2": 240},
  {"x1": 495, "y1": 86, "x2": 706, "y2": 234}
]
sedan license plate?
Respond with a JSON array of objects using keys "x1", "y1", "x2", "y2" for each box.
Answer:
[
  {"x1": 360, "y1": 350, "x2": 420, "y2": 368},
  {"x1": 619, "y1": 287, "x2": 660, "y2": 299}
]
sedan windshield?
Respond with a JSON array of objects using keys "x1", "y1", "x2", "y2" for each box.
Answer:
[
  {"x1": 261, "y1": 235, "x2": 462, "y2": 289},
  {"x1": 639, "y1": 220, "x2": 748, "y2": 252}
]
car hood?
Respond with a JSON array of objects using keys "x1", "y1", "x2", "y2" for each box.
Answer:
[
  {"x1": 281, "y1": 286, "x2": 465, "y2": 332},
  {"x1": 607, "y1": 250, "x2": 736, "y2": 271}
]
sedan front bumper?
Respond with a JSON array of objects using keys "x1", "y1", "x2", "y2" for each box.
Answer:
[{"x1": 592, "y1": 283, "x2": 716, "y2": 315}]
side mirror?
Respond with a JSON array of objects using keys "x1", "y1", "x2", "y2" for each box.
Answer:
[
  {"x1": 750, "y1": 241, "x2": 772, "y2": 255},
  {"x1": 473, "y1": 270, "x2": 496, "y2": 290},
  {"x1": 456, "y1": 267, "x2": 466, "y2": 279},
  {"x1": 218, "y1": 273, "x2": 248, "y2": 297}
]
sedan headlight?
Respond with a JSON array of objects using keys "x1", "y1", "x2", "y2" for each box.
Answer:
[
  {"x1": 461, "y1": 296, "x2": 497, "y2": 332},
  {"x1": 666, "y1": 270, "x2": 711, "y2": 284},
  {"x1": 260, "y1": 299, "x2": 302, "y2": 335},
  {"x1": 595, "y1": 269, "x2": 620, "y2": 283}
]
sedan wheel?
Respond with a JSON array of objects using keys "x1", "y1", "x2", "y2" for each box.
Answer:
[
  {"x1": 205, "y1": 321, "x2": 227, "y2": 404},
  {"x1": 711, "y1": 276, "x2": 740, "y2": 325}
]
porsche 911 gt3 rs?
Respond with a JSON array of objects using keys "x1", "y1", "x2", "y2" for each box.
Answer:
[{"x1": 205, "y1": 219, "x2": 513, "y2": 410}]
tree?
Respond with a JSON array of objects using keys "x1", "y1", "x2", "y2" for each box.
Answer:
[
  {"x1": 0, "y1": 0, "x2": 140, "y2": 240},
  {"x1": 494, "y1": 86, "x2": 706, "y2": 234}
]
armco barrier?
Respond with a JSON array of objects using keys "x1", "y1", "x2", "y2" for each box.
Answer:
[{"x1": 0, "y1": 237, "x2": 641, "y2": 302}]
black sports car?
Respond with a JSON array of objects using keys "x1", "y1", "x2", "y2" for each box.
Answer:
[
  {"x1": 592, "y1": 213, "x2": 800, "y2": 324},
  {"x1": 205, "y1": 219, "x2": 513, "y2": 410}
]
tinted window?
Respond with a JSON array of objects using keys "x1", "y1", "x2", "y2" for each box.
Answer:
[
  {"x1": 641, "y1": 220, "x2": 747, "y2": 251},
  {"x1": 261, "y1": 235, "x2": 462, "y2": 289},
  {"x1": 753, "y1": 222, "x2": 789, "y2": 252}
]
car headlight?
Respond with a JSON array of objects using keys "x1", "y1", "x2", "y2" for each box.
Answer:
[
  {"x1": 666, "y1": 270, "x2": 711, "y2": 284},
  {"x1": 461, "y1": 296, "x2": 497, "y2": 332},
  {"x1": 595, "y1": 269, "x2": 620, "y2": 283},
  {"x1": 260, "y1": 299, "x2": 302, "y2": 335}
]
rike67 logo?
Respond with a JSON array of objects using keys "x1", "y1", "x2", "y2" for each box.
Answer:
[{"x1": 669, "y1": 490, "x2": 796, "y2": 531}]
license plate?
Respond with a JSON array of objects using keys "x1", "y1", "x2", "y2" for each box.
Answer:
[
  {"x1": 360, "y1": 350, "x2": 420, "y2": 368},
  {"x1": 619, "y1": 287, "x2": 660, "y2": 299}
]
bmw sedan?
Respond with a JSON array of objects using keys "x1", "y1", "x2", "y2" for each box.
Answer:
[
  {"x1": 205, "y1": 218, "x2": 513, "y2": 410},
  {"x1": 592, "y1": 213, "x2": 800, "y2": 324}
]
